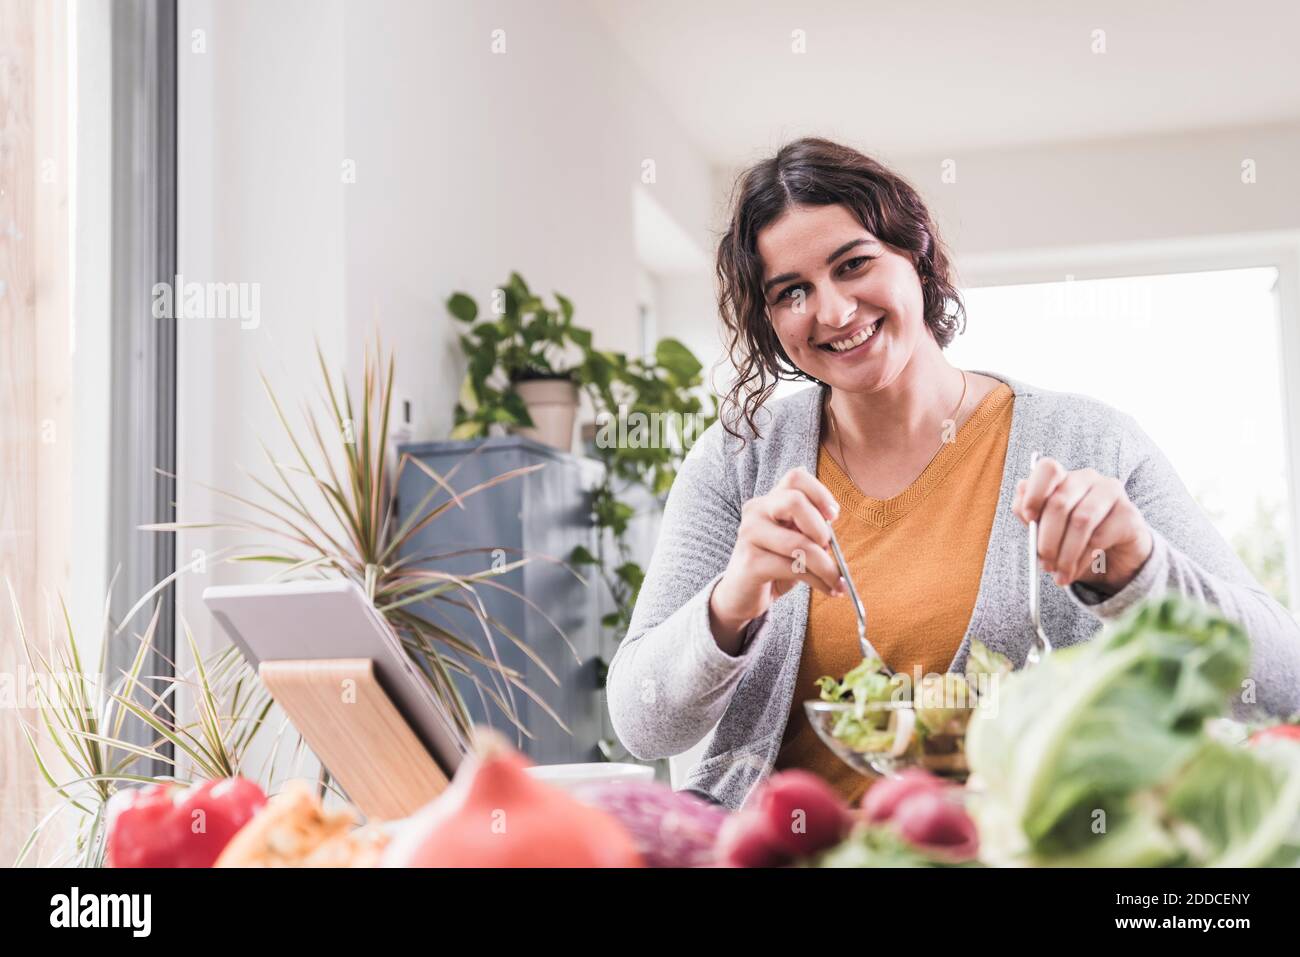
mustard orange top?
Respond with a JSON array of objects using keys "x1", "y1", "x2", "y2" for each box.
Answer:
[{"x1": 773, "y1": 382, "x2": 1015, "y2": 805}]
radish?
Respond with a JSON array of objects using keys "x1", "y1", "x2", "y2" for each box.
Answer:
[
  {"x1": 890, "y1": 788, "x2": 979, "y2": 861},
  {"x1": 860, "y1": 769, "x2": 949, "y2": 824},
  {"x1": 716, "y1": 770, "x2": 852, "y2": 867},
  {"x1": 755, "y1": 770, "x2": 853, "y2": 858},
  {"x1": 716, "y1": 809, "x2": 794, "y2": 868}
]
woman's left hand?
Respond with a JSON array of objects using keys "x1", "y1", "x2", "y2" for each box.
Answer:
[{"x1": 1012, "y1": 456, "x2": 1154, "y2": 596}]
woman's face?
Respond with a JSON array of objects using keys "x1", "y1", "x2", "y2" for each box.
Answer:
[{"x1": 757, "y1": 203, "x2": 929, "y2": 394}]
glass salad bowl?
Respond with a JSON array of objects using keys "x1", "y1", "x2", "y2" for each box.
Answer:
[
  {"x1": 804, "y1": 698, "x2": 974, "y2": 783},
  {"x1": 804, "y1": 454, "x2": 1050, "y2": 787}
]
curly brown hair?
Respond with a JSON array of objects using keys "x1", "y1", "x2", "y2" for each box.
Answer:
[{"x1": 715, "y1": 137, "x2": 966, "y2": 439}]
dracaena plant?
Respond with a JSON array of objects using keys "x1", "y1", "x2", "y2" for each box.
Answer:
[
  {"x1": 132, "y1": 339, "x2": 575, "y2": 754},
  {"x1": 11, "y1": 587, "x2": 297, "y2": 867}
]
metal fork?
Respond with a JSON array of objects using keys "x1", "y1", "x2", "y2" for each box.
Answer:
[
  {"x1": 827, "y1": 526, "x2": 892, "y2": 675},
  {"x1": 1026, "y1": 450, "x2": 1053, "y2": 666}
]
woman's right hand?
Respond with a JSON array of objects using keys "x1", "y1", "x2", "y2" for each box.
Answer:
[{"x1": 709, "y1": 466, "x2": 845, "y2": 652}]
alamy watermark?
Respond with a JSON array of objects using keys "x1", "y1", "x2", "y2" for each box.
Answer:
[
  {"x1": 152, "y1": 274, "x2": 260, "y2": 329},
  {"x1": 594, "y1": 404, "x2": 708, "y2": 451},
  {"x1": 50, "y1": 887, "x2": 151, "y2": 937},
  {"x1": 886, "y1": 667, "x2": 1002, "y2": 718},
  {"x1": 1, "y1": 665, "x2": 96, "y2": 712}
]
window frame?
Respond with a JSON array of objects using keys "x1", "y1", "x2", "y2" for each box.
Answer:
[{"x1": 106, "y1": 0, "x2": 178, "y2": 771}]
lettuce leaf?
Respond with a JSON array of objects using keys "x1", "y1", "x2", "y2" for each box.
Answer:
[
  {"x1": 1164, "y1": 737, "x2": 1300, "y2": 866},
  {"x1": 966, "y1": 595, "x2": 1255, "y2": 865}
]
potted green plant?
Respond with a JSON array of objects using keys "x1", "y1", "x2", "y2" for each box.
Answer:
[
  {"x1": 448, "y1": 274, "x2": 720, "y2": 766},
  {"x1": 564, "y1": 339, "x2": 716, "y2": 763},
  {"x1": 451, "y1": 274, "x2": 716, "y2": 637},
  {"x1": 449, "y1": 272, "x2": 589, "y2": 451}
]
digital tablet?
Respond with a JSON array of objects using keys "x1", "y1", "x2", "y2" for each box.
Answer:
[{"x1": 202, "y1": 579, "x2": 465, "y2": 778}]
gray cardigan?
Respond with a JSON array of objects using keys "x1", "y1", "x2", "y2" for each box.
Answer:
[{"x1": 605, "y1": 370, "x2": 1300, "y2": 810}]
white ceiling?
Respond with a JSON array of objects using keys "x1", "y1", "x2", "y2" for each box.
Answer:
[{"x1": 587, "y1": 0, "x2": 1300, "y2": 165}]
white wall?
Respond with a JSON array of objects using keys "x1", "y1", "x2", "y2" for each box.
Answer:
[
  {"x1": 176, "y1": 0, "x2": 348, "y2": 788},
  {"x1": 717, "y1": 122, "x2": 1300, "y2": 278},
  {"x1": 174, "y1": 0, "x2": 716, "y2": 780},
  {"x1": 655, "y1": 274, "x2": 727, "y2": 390},
  {"x1": 917, "y1": 123, "x2": 1300, "y2": 264},
  {"x1": 339, "y1": 0, "x2": 715, "y2": 441}
]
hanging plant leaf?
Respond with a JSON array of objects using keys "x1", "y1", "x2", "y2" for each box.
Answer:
[
  {"x1": 595, "y1": 498, "x2": 635, "y2": 536},
  {"x1": 509, "y1": 271, "x2": 531, "y2": 293},
  {"x1": 655, "y1": 337, "x2": 702, "y2": 383},
  {"x1": 450, "y1": 419, "x2": 487, "y2": 440},
  {"x1": 521, "y1": 307, "x2": 550, "y2": 345},
  {"x1": 615, "y1": 562, "x2": 645, "y2": 591},
  {"x1": 555, "y1": 292, "x2": 575, "y2": 323},
  {"x1": 458, "y1": 375, "x2": 480, "y2": 414},
  {"x1": 500, "y1": 388, "x2": 535, "y2": 426},
  {"x1": 447, "y1": 292, "x2": 479, "y2": 323}
]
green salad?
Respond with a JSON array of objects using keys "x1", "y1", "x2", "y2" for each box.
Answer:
[{"x1": 815, "y1": 640, "x2": 1013, "y2": 767}]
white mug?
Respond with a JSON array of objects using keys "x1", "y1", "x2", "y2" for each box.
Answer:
[{"x1": 523, "y1": 762, "x2": 653, "y2": 792}]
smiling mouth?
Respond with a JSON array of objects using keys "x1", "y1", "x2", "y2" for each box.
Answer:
[{"x1": 817, "y1": 319, "x2": 882, "y2": 353}]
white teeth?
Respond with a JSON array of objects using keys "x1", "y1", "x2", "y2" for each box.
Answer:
[{"x1": 827, "y1": 321, "x2": 879, "y2": 352}]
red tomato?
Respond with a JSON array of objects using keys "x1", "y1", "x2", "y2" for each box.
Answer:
[{"x1": 105, "y1": 777, "x2": 267, "y2": 868}]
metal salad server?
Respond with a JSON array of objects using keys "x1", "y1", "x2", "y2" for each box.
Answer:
[
  {"x1": 1025, "y1": 450, "x2": 1053, "y2": 666},
  {"x1": 827, "y1": 526, "x2": 892, "y2": 675}
]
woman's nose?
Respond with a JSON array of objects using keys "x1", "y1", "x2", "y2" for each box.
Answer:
[{"x1": 815, "y1": 285, "x2": 858, "y2": 329}]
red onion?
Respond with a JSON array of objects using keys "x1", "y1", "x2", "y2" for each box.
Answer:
[{"x1": 572, "y1": 779, "x2": 729, "y2": 868}]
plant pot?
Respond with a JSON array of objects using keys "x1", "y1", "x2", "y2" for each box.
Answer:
[{"x1": 512, "y1": 378, "x2": 579, "y2": 451}]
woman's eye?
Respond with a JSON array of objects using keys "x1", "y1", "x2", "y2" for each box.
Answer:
[{"x1": 774, "y1": 257, "x2": 872, "y2": 303}]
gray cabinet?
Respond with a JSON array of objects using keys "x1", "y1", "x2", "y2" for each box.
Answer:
[{"x1": 396, "y1": 437, "x2": 659, "y2": 764}]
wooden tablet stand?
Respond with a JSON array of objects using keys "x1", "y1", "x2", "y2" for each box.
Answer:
[{"x1": 258, "y1": 658, "x2": 450, "y2": 821}]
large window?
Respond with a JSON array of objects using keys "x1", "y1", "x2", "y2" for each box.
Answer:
[
  {"x1": 948, "y1": 267, "x2": 1293, "y2": 607},
  {"x1": 0, "y1": 0, "x2": 175, "y2": 866}
]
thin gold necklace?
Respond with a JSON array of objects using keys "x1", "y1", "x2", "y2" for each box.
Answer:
[{"x1": 826, "y1": 369, "x2": 969, "y2": 496}]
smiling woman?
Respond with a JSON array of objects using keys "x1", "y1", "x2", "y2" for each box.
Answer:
[
  {"x1": 718, "y1": 139, "x2": 965, "y2": 440},
  {"x1": 605, "y1": 136, "x2": 1300, "y2": 809}
]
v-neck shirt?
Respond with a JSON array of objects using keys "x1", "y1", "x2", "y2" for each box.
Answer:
[{"x1": 772, "y1": 382, "x2": 1016, "y2": 804}]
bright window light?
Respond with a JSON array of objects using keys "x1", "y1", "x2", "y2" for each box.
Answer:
[{"x1": 950, "y1": 267, "x2": 1291, "y2": 607}]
